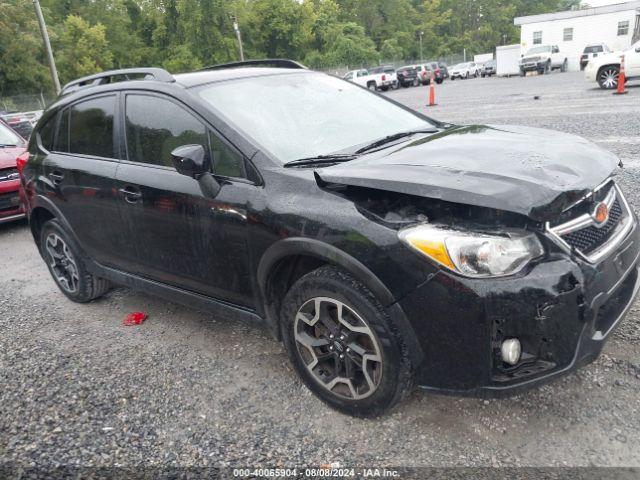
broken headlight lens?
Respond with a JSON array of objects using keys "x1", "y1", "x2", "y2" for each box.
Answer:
[{"x1": 399, "y1": 225, "x2": 544, "y2": 278}]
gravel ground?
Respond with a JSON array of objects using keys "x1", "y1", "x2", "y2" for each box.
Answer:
[{"x1": 1, "y1": 71, "x2": 640, "y2": 473}]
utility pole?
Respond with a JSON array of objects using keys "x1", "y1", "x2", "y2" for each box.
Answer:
[
  {"x1": 33, "y1": 0, "x2": 60, "y2": 95},
  {"x1": 232, "y1": 15, "x2": 245, "y2": 62},
  {"x1": 419, "y1": 31, "x2": 424, "y2": 61}
]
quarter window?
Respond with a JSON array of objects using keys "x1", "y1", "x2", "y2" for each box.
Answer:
[
  {"x1": 37, "y1": 114, "x2": 57, "y2": 151},
  {"x1": 533, "y1": 31, "x2": 542, "y2": 45},
  {"x1": 66, "y1": 96, "x2": 116, "y2": 158},
  {"x1": 563, "y1": 28, "x2": 573, "y2": 41},
  {"x1": 125, "y1": 94, "x2": 208, "y2": 168},
  {"x1": 618, "y1": 20, "x2": 629, "y2": 36}
]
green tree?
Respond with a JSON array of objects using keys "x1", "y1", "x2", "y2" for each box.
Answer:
[
  {"x1": 56, "y1": 15, "x2": 114, "y2": 84},
  {"x1": 0, "y1": 0, "x2": 51, "y2": 95}
]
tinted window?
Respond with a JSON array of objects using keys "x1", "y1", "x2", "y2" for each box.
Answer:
[
  {"x1": 68, "y1": 96, "x2": 115, "y2": 157},
  {"x1": 125, "y1": 94, "x2": 208, "y2": 168},
  {"x1": 37, "y1": 114, "x2": 57, "y2": 151}
]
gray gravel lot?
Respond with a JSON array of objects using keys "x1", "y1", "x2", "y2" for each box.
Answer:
[{"x1": 1, "y1": 71, "x2": 640, "y2": 471}]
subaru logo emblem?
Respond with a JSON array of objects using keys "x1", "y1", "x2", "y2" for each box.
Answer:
[{"x1": 592, "y1": 202, "x2": 609, "y2": 226}]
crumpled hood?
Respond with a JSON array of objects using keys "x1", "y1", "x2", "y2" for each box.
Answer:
[{"x1": 315, "y1": 125, "x2": 620, "y2": 222}]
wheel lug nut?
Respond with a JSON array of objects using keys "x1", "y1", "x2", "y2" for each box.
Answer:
[
  {"x1": 329, "y1": 346, "x2": 334, "y2": 351},
  {"x1": 339, "y1": 354, "x2": 344, "y2": 359},
  {"x1": 346, "y1": 348, "x2": 350, "y2": 353},
  {"x1": 329, "y1": 334, "x2": 334, "y2": 339},
  {"x1": 340, "y1": 335, "x2": 345, "y2": 340}
]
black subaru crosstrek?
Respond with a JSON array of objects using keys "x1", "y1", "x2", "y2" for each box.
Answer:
[{"x1": 22, "y1": 60, "x2": 640, "y2": 417}]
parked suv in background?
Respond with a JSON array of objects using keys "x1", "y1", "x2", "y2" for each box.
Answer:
[
  {"x1": 520, "y1": 45, "x2": 568, "y2": 75},
  {"x1": 395, "y1": 66, "x2": 418, "y2": 87},
  {"x1": 0, "y1": 119, "x2": 28, "y2": 223},
  {"x1": 23, "y1": 60, "x2": 640, "y2": 417},
  {"x1": 481, "y1": 59, "x2": 496, "y2": 77},
  {"x1": 580, "y1": 43, "x2": 611, "y2": 71},
  {"x1": 449, "y1": 62, "x2": 480, "y2": 80},
  {"x1": 586, "y1": 40, "x2": 640, "y2": 89}
]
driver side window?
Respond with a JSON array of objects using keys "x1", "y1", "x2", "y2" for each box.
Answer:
[{"x1": 125, "y1": 94, "x2": 209, "y2": 168}]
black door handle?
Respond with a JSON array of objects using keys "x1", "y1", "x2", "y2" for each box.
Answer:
[
  {"x1": 118, "y1": 186, "x2": 142, "y2": 203},
  {"x1": 49, "y1": 170, "x2": 64, "y2": 184}
]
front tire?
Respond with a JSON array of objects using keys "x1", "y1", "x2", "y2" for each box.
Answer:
[
  {"x1": 280, "y1": 265, "x2": 413, "y2": 417},
  {"x1": 598, "y1": 66, "x2": 620, "y2": 89},
  {"x1": 40, "y1": 219, "x2": 111, "y2": 303}
]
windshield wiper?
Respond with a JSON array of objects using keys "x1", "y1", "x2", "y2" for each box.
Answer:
[
  {"x1": 355, "y1": 129, "x2": 438, "y2": 154},
  {"x1": 283, "y1": 154, "x2": 357, "y2": 168}
]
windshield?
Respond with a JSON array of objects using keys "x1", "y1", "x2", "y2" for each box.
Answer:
[
  {"x1": 453, "y1": 63, "x2": 469, "y2": 69},
  {"x1": 526, "y1": 46, "x2": 551, "y2": 55},
  {"x1": 0, "y1": 122, "x2": 22, "y2": 145},
  {"x1": 196, "y1": 72, "x2": 433, "y2": 162}
]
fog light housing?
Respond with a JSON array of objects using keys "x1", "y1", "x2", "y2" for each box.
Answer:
[{"x1": 501, "y1": 339, "x2": 521, "y2": 365}]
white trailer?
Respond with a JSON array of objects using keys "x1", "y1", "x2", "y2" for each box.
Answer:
[{"x1": 496, "y1": 44, "x2": 522, "y2": 76}]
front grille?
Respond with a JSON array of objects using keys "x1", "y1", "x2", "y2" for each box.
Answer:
[
  {"x1": 0, "y1": 191, "x2": 21, "y2": 212},
  {"x1": 562, "y1": 198, "x2": 622, "y2": 254},
  {"x1": 548, "y1": 182, "x2": 634, "y2": 263},
  {"x1": 0, "y1": 167, "x2": 19, "y2": 182}
]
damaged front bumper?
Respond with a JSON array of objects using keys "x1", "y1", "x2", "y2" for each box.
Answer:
[{"x1": 397, "y1": 218, "x2": 640, "y2": 396}]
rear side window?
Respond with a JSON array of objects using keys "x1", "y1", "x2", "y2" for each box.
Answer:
[
  {"x1": 37, "y1": 114, "x2": 57, "y2": 151},
  {"x1": 66, "y1": 96, "x2": 115, "y2": 158},
  {"x1": 125, "y1": 94, "x2": 208, "y2": 168}
]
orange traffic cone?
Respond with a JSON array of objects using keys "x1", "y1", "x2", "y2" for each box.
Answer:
[
  {"x1": 614, "y1": 54, "x2": 627, "y2": 95},
  {"x1": 427, "y1": 72, "x2": 437, "y2": 107}
]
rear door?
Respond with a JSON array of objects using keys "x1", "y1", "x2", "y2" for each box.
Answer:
[
  {"x1": 112, "y1": 91, "x2": 255, "y2": 307},
  {"x1": 42, "y1": 94, "x2": 123, "y2": 267}
]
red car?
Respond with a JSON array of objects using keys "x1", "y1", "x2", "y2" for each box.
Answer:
[{"x1": 0, "y1": 120, "x2": 28, "y2": 223}]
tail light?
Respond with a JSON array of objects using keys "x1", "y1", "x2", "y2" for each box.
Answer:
[
  {"x1": 382, "y1": 74, "x2": 386, "y2": 81},
  {"x1": 436, "y1": 68, "x2": 441, "y2": 74},
  {"x1": 16, "y1": 151, "x2": 29, "y2": 178}
]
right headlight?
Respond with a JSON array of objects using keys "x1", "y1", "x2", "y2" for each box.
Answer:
[{"x1": 399, "y1": 224, "x2": 544, "y2": 278}]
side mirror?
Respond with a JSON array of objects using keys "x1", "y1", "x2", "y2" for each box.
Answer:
[
  {"x1": 171, "y1": 144, "x2": 210, "y2": 179},
  {"x1": 636, "y1": 47, "x2": 640, "y2": 53}
]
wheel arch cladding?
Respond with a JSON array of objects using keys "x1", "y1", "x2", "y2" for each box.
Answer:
[
  {"x1": 29, "y1": 206, "x2": 55, "y2": 249},
  {"x1": 257, "y1": 238, "x2": 423, "y2": 367}
]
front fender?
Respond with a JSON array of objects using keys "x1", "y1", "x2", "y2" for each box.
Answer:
[{"x1": 257, "y1": 237, "x2": 396, "y2": 307}]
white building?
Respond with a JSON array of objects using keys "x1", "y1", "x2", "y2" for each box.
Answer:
[{"x1": 514, "y1": 1, "x2": 640, "y2": 71}]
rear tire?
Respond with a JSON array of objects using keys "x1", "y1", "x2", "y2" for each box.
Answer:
[
  {"x1": 280, "y1": 265, "x2": 413, "y2": 417},
  {"x1": 367, "y1": 82, "x2": 377, "y2": 91},
  {"x1": 40, "y1": 219, "x2": 111, "y2": 303}
]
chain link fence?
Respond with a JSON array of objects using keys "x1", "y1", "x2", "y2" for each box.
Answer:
[{"x1": 0, "y1": 93, "x2": 54, "y2": 114}]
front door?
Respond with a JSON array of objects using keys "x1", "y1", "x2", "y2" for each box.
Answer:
[
  {"x1": 625, "y1": 41, "x2": 640, "y2": 77},
  {"x1": 113, "y1": 92, "x2": 255, "y2": 307}
]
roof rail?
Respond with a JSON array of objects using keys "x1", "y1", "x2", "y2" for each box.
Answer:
[
  {"x1": 200, "y1": 59, "x2": 307, "y2": 72},
  {"x1": 61, "y1": 68, "x2": 175, "y2": 96}
]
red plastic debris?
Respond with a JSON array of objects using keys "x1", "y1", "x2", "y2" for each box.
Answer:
[{"x1": 123, "y1": 312, "x2": 148, "y2": 326}]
